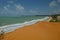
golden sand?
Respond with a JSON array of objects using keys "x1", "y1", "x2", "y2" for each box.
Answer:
[{"x1": 3, "y1": 22, "x2": 60, "y2": 40}]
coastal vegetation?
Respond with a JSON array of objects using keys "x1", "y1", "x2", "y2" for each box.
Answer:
[{"x1": 50, "y1": 14, "x2": 60, "y2": 22}]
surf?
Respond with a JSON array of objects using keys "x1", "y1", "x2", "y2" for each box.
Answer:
[{"x1": 0, "y1": 17, "x2": 49, "y2": 33}]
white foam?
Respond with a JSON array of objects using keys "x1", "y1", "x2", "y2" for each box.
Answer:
[{"x1": 0, "y1": 17, "x2": 49, "y2": 33}]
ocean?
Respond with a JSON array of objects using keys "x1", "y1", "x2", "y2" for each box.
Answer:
[
  {"x1": 0, "y1": 16, "x2": 49, "y2": 33},
  {"x1": 0, "y1": 16, "x2": 46, "y2": 26}
]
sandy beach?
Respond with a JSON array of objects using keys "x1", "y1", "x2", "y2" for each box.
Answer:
[
  {"x1": 3, "y1": 22, "x2": 60, "y2": 40},
  {"x1": 0, "y1": 0, "x2": 60, "y2": 40}
]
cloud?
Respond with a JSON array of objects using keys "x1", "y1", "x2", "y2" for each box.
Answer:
[
  {"x1": 4, "y1": 6, "x2": 8, "y2": 11},
  {"x1": 15, "y1": 4, "x2": 24, "y2": 11},
  {"x1": 49, "y1": 1, "x2": 57, "y2": 7},
  {"x1": 30, "y1": 10, "x2": 37, "y2": 13},
  {"x1": 3, "y1": 5, "x2": 10, "y2": 10},
  {"x1": 0, "y1": 3, "x2": 25, "y2": 16},
  {"x1": 49, "y1": 0, "x2": 60, "y2": 14},
  {"x1": 49, "y1": 0, "x2": 60, "y2": 7},
  {"x1": 0, "y1": 1, "x2": 41, "y2": 16},
  {"x1": 57, "y1": 0, "x2": 60, "y2": 3}
]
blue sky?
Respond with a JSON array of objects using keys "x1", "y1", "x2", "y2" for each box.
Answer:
[{"x1": 0, "y1": 0, "x2": 60, "y2": 16}]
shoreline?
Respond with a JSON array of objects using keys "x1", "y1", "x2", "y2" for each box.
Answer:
[
  {"x1": 0, "y1": 16, "x2": 60, "y2": 40},
  {"x1": 0, "y1": 17, "x2": 49, "y2": 33},
  {"x1": 4, "y1": 21, "x2": 60, "y2": 40}
]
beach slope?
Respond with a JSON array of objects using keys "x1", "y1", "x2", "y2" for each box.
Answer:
[{"x1": 4, "y1": 22, "x2": 60, "y2": 40}]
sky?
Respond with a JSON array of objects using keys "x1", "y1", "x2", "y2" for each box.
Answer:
[{"x1": 0, "y1": 0, "x2": 60, "y2": 16}]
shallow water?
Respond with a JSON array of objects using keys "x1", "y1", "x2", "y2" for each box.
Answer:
[
  {"x1": 0, "y1": 17, "x2": 49, "y2": 33},
  {"x1": 0, "y1": 16, "x2": 46, "y2": 26}
]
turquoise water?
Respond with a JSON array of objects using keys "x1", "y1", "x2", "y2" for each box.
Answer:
[{"x1": 0, "y1": 16, "x2": 46, "y2": 26}]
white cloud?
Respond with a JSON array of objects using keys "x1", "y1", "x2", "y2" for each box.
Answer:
[
  {"x1": 3, "y1": 4, "x2": 24, "y2": 12},
  {"x1": 3, "y1": 5, "x2": 10, "y2": 10},
  {"x1": 49, "y1": 1, "x2": 57, "y2": 7},
  {"x1": 15, "y1": 4, "x2": 24, "y2": 11},
  {"x1": 4, "y1": 6, "x2": 8, "y2": 10},
  {"x1": 57, "y1": 0, "x2": 60, "y2": 3},
  {"x1": 49, "y1": 0, "x2": 60, "y2": 14},
  {"x1": 30, "y1": 10, "x2": 37, "y2": 13},
  {"x1": 1, "y1": 4, "x2": 25, "y2": 16}
]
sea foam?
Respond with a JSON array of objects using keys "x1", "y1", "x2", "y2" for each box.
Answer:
[{"x1": 0, "y1": 17, "x2": 49, "y2": 33}]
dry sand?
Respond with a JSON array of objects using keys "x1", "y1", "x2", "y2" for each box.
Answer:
[{"x1": 2, "y1": 22, "x2": 60, "y2": 40}]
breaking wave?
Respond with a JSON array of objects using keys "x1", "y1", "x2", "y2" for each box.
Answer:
[{"x1": 0, "y1": 17, "x2": 49, "y2": 33}]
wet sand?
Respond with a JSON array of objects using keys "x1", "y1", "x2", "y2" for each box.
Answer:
[{"x1": 4, "y1": 22, "x2": 60, "y2": 40}]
